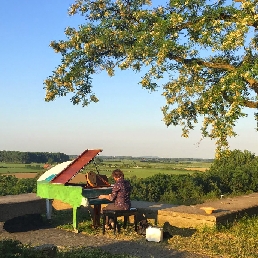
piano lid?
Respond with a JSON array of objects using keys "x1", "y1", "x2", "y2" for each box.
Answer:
[{"x1": 50, "y1": 149, "x2": 102, "y2": 184}]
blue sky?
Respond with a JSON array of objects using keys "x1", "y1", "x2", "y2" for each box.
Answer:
[{"x1": 0, "y1": 0, "x2": 257, "y2": 158}]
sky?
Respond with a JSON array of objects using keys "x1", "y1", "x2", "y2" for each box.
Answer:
[{"x1": 0, "y1": 0, "x2": 257, "y2": 159}]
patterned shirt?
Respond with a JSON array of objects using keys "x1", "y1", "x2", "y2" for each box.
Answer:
[{"x1": 109, "y1": 178, "x2": 132, "y2": 210}]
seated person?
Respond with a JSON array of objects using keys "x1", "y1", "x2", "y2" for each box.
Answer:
[{"x1": 99, "y1": 169, "x2": 132, "y2": 229}]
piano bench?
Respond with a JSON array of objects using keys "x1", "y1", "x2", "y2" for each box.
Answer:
[{"x1": 102, "y1": 208, "x2": 138, "y2": 234}]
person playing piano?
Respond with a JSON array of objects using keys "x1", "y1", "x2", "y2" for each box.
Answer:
[{"x1": 98, "y1": 169, "x2": 132, "y2": 229}]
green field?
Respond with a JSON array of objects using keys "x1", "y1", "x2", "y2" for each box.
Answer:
[
  {"x1": 0, "y1": 163, "x2": 44, "y2": 173},
  {"x1": 95, "y1": 166, "x2": 209, "y2": 178},
  {"x1": 84, "y1": 159, "x2": 211, "y2": 178},
  {"x1": 0, "y1": 160, "x2": 212, "y2": 178}
]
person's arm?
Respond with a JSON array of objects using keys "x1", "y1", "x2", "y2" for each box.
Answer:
[{"x1": 109, "y1": 182, "x2": 120, "y2": 201}]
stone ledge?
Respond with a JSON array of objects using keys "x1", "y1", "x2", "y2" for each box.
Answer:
[
  {"x1": 0, "y1": 193, "x2": 46, "y2": 222},
  {"x1": 131, "y1": 193, "x2": 258, "y2": 228},
  {"x1": 2, "y1": 193, "x2": 258, "y2": 229}
]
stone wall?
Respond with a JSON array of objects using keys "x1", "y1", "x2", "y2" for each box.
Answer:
[{"x1": 0, "y1": 193, "x2": 46, "y2": 222}]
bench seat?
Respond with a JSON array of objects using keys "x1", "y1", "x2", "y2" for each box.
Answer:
[{"x1": 102, "y1": 208, "x2": 138, "y2": 234}]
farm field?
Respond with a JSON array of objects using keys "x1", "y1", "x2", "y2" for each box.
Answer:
[
  {"x1": 1, "y1": 173, "x2": 38, "y2": 179},
  {"x1": 0, "y1": 163, "x2": 43, "y2": 173},
  {"x1": 0, "y1": 160, "x2": 212, "y2": 180},
  {"x1": 102, "y1": 167, "x2": 207, "y2": 178}
]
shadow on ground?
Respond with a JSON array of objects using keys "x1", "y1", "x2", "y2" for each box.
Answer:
[
  {"x1": 3, "y1": 214, "x2": 50, "y2": 232},
  {"x1": 163, "y1": 222, "x2": 197, "y2": 238}
]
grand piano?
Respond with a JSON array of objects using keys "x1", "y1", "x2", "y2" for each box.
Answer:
[{"x1": 37, "y1": 149, "x2": 112, "y2": 232}]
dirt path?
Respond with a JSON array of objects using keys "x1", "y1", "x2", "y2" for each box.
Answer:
[{"x1": 0, "y1": 221, "x2": 210, "y2": 258}]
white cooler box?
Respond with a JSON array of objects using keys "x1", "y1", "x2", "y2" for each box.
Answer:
[{"x1": 146, "y1": 226, "x2": 163, "y2": 242}]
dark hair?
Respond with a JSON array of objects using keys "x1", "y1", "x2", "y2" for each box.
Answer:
[{"x1": 112, "y1": 169, "x2": 124, "y2": 179}]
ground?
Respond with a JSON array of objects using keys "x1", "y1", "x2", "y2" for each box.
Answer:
[{"x1": 0, "y1": 214, "x2": 210, "y2": 258}]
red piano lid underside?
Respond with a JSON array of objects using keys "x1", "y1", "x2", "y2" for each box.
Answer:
[{"x1": 51, "y1": 149, "x2": 102, "y2": 184}]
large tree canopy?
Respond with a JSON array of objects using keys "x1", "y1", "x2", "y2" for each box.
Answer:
[{"x1": 44, "y1": 0, "x2": 258, "y2": 154}]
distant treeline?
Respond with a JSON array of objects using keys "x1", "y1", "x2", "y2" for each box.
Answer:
[
  {"x1": 100, "y1": 156, "x2": 214, "y2": 163},
  {"x1": 0, "y1": 151, "x2": 69, "y2": 164}
]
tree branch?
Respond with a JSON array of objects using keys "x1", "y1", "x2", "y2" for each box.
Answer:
[
  {"x1": 244, "y1": 99, "x2": 258, "y2": 108},
  {"x1": 167, "y1": 54, "x2": 236, "y2": 71}
]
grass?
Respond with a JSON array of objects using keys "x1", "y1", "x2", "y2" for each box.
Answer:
[
  {"x1": 0, "y1": 239, "x2": 137, "y2": 258},
  {"x1": 0, "y1": 163, "x2": 44, "y2": 173},
  {"x1": 48, "y1": 208, "x2": 258, "y2": 258},
  {"x1": 83, "y1": 160, "x2": 211, "y2": 179},
  {"x1": 2, "y1": 207, "x2": 258, "y2": 257},
  {"x1": 0, "y1": 160, "x2": 211, "y2": 178},
  {"x1": 167, "y1": 216, "x2": 258, "y2": 258},
  {"x1": 121, "y1": 168, "x2": 197, "y2": 178},
  {"x1": 49, "y1": 208, "x2": 143, "y2": 240}
]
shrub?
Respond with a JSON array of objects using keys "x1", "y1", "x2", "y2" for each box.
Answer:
[
  {"x1": 0, "y1": 239, "x2": 47, "y2": 258},
  {"x1": 0, "y1": 175, "x2": 18, "y2": 196},
  {"x1": 0, "y1": 175, "x2": 36, "y2": 196}
]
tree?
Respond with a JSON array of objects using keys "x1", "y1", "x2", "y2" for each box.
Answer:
[
  {"x1": 207, "y1": 149, "x2": 258, "y2": 194},
  {"x1": 44, "y1": 0, "x2": 258, "y2": 154}
]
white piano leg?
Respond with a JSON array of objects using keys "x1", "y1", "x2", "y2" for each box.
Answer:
[
  {"x1": 46, "y1": 199, "x2": 53, "y2": 220},
  {"x1": 73, "y1": 207, "x2": 79, "y2": 233}
]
